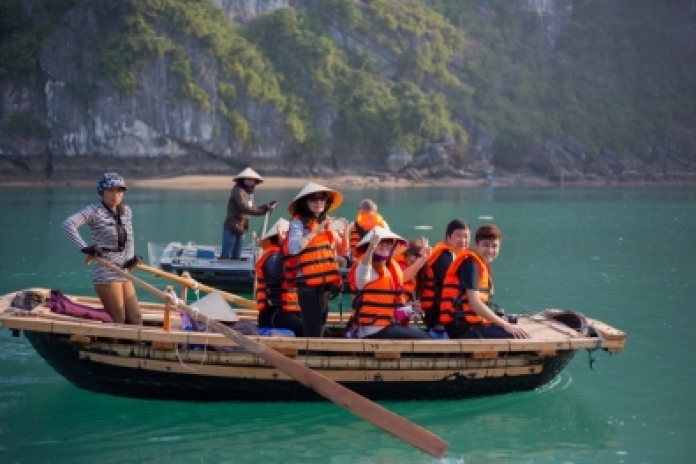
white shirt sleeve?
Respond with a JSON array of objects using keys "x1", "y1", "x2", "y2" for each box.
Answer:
[{"x1": 355, "y1": 262, "x2": 378, "y2": 289}]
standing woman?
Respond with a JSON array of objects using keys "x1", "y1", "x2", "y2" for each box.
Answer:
[
  {"x1": 62, "y1": 172, "x2": 142, "y2": 324},
  {"x1": 221, "y1": 167, "x2": 277, "y2": 260},
  {"x1": 285, "y1": 182, "x2": 347, "y2": 337}
]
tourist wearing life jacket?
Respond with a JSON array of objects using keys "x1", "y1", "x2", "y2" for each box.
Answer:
[
  {"x1": 348, "y1": 199, "x2": 389, "y2": 260},
  {"x1": 62, "y1": 172, "x2": 142, "y2": 324},
  {"x1": 255, "y1": 218, "x2": 304, "y2": 336},
  {"x1": 421, "y1": 219, "x2": 470, "y2": 330},
  {"x1": 439, "y1": 224, "x2": 528, "y2": 339},
  {"x1": 396, "y1": 238, "x2": 432, "y2": 302},
  {"x1": 221, "y1": 167, "x2": 277, "y2": 260},
  {"x1": 347, "y1": 227, "x2": 430, "y2": 339},
  {"x1": 286, "y1": 182, "x2": 348, "y2": 337}
]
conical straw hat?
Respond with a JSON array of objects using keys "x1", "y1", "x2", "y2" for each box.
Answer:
[
  {"x1": 287, "y1": 181, "x2": 343, "y2": 216},
  {"x1": 259, "y1": 218, "x2": 290, "y2": 249},
  {"x1": 356, "y1": 226, "x2": 407, "y2": 251},
  {"x1": 233, "y1": 167, "x2": 264, "y2": 183},
  {"x1": 190, "y1": 291, "x2": 239, "y2": 322}
]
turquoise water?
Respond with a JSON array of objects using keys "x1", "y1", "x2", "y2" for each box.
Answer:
[{"x1": 1, "y1": 185, "x2": 695, "y2": 463}]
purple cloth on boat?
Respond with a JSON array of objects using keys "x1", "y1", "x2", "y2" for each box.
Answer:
[{"x1": 46, "y1": 289, "x2": 114, "y2": 323}]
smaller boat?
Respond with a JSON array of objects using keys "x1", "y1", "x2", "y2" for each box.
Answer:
[
  {"x1": 150, "y1": 241, "x2": 261, "y2": 292},
  {"x1": 149, "y1": 241, "x2": 351, "y2": 293}
]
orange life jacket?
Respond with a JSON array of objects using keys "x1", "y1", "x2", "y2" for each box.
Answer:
[
  {"x1": 394, "y1": 253, "x2": 415, "y2": 300},
  {"x1": 284, "y1": 216, "x2": 341, "y2": 288},
  {"x1": 348, "y1": 259, "x2": 406, "y2": 327},
  {"x1": 278, "y1": 240, "x2": 301, "y2": 314},
  {"x1": 420, "y1": 242, "x2": 458, "y2": 313},
  {"x1": 255, "y1": 245, "x2": 299, "y2": 314},
  {"x1": 439, "y1": 250, "x2": 493, "y2": 326},
  {"x1": 349, "y1": 212, "x2": 387, "y2": 259}
]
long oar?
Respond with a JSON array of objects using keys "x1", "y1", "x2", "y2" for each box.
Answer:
[
  {"x1": 91, "y1": 256, "x2": 448, "y2": 458},
  {"x1": 135, "y1": 262, "x2": 257, "y2": 310}
]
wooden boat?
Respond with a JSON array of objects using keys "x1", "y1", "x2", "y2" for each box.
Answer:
[
  {"x1": 0, "y1": 287, "x2": 627, "y2": 403},
  {"x1": 149, "y1": 241, "x2": 351, "y2": 292}
]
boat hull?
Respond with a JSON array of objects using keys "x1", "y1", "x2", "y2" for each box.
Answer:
[{"x1": 25, "y1": 331, "x2": 575, "y2": 402}]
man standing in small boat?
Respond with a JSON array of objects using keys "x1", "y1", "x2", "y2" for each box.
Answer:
[
  {"x1": 285, "y1": 182, "x2": 347, "y2": 338},
  {"x1": 62, "y1": 172, "x2": 142, "y2": 324},
  {"x1": 420, "y1": 219, "x2": 470, "y2": 335},
  {"x1": 220, "y1": 167, "x2": 277, "y2": 260},
  {"x1": 439, "y1": 224, "x2": 528, "y2": 339},
  {"x1": 347, "y1": 227, "x2": 430, "y2": 339},
  {"x1": 255, "y1": 218, "x2": 305, "y2": 336}
]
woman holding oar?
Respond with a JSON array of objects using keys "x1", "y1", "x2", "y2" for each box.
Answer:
[
  {"x1": 285, "y1": 182, "x2": 347, "y2": 337},
  {"x1": 220, "y1": 167, "x2": 277, "y2": 260},
  {"x1": 62, "y1": 172, "x2": 142, "y2": 324}
]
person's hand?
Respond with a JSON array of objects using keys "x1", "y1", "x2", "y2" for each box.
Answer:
[
  {"x1": 124, "y1": 255, "x2": 143, "y2": 271},
  {"x1": 81, "y1": 245, "x2": 103, "y2": 257},
  {"x1": 420, "y1": 236, "x2": 432, "y2": 261},
  {"x1": 368, "y1": 232, "x2": 381, "y2": 249},
  {"x1": 502, "y1": 322, "x2": 529, "y2": 339},
  {"x1": 268, "y1": 200, "x2": 279, "y2": 211}
]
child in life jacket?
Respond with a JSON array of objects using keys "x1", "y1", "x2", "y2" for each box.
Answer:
[
  {"x1": 439, "y1": 224, "x2": 529, "y2": 339},
  {"x1": 255, "y1": 218, "x2": 304, "y2": 336},
  {"x1": 347, "y1": 227, "x2": 430, "y2": 339}
]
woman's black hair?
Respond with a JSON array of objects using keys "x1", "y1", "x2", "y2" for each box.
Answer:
[
  {"x1": 295, "y1": 194, "x2": 331, "y2": 225},
  {"x1": 236, "y1": 179, "x2": 256, "y2": 194},
  {"x1": 445, "y1": 219, "x2": 469, "y2": 238}
]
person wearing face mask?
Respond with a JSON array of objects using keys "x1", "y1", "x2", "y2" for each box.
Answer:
[
  {"x1": 346, "y1": 227, "x2": 430, "y2": 339},
  {"x1": 285, "y1": 182, "x2": 348, "y2": 338},
  {"x1": 221, "y1": 167, "x2": 277, "y2": 260},
  {"x1": 439, "y1": 224, "x2": 529, "y2": 339},
  {"x1": 62, "y1": 172, "x2": 142, "y2": 324},
  {"x1": 420, "y1": 219, "x2": 470, "y2": 333}
]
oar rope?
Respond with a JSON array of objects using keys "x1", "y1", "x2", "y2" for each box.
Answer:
[
  {"x1": 89, "y1": 256, "x2": 448, "y2": 459},
  {"x1": 165, "y1": 288, "x2": 211, "y2": 372}
]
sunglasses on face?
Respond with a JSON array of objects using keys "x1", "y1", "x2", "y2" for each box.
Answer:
[{"x1": 307, "y1": 195, "x2": 328, "y2": 202}]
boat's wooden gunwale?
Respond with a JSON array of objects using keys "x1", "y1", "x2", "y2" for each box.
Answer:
[
  {"x1": 0, "y1": 313, "x2": 626, "y2": 354},
  {"x1": 78, "y1": 351, "x2": 544, "y2": 381}
]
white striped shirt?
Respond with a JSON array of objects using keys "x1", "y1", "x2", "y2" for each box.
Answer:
[{"x1": 62, "y1": 202, "x2": 135, "y2": 283}]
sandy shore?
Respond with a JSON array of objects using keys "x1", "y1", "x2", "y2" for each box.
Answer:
[
  {"x1": 127, "y1": 175, "x2": 488, "y2": 190},
  {"x1": 2, "y1": 173, "x2": 690, "y2": 189}
]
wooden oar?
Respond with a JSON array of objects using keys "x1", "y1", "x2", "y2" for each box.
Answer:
[
  {"x1": 91, "y1": 256, "x2": 447, "y2": 458},
  {"x1": 135, "y1": 262, "x2": 257, "y2": 310}
]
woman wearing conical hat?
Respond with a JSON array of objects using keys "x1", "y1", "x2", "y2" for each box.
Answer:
[
  {"x1": 255, "y1": 218, "x2": 304, "y2": 336},
  {"x1": 346, "y1": 227, "x2": 430, "y2": 340},
  {"x1": 221, "y1": 167, "x2": 278, "y2": 260},
  {"x1": 285, "y1": 182, "x2": 348, "y2": 337}
]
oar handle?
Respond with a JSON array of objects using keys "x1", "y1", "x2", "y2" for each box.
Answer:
[
  {"x1": 88, "y1": 256, "x2": 448, "y2": 458},
  {"x1": 136, "y1": 263, "x2": 257, "y2": 310}
]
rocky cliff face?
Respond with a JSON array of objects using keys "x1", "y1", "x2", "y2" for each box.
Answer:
[{"x1": 0, "y1": 0, "x2": 693, "y2": 184}]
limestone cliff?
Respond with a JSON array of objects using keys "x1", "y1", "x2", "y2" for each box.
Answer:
[{"x1": 0, "y1": 0, "x2": 693, "y2": 184}]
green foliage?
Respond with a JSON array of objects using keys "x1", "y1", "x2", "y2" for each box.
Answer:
[{"x1": 2, "y1": 0, "x2": 692, "y2": 162}]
